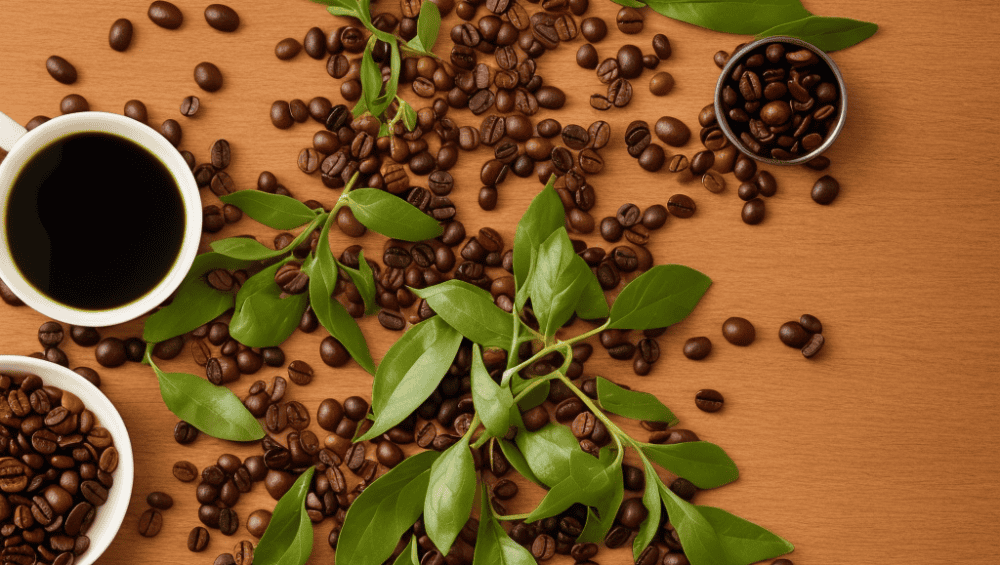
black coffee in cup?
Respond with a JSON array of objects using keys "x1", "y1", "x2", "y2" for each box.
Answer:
[{"x1": 5, "y1": 132, "x2": 185, "y2": 309}]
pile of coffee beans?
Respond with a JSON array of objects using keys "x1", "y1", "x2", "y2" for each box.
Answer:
[
  {"x1": 0, "y1": 372, "x2": 118, "y2": 564},
  {"x1": 716, "y1": 41, "x2": 840, "y2": 162},
  {"x1": 779, "y1": 314, "x2": 826, "y2": 358}
]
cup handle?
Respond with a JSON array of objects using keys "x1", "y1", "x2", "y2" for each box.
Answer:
[{"x1": 0, "y1": 111, "x2": 28, "y2": 153}]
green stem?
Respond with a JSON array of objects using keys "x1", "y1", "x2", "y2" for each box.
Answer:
[
  {"x1": 463, "y1": 414, "x2": 481, "y2": 442},
  {"x1": 331, "y1": 172, "x2": 361, "y2": 216},
  {"x1": 501, "y1": 320, "x2": 608, "y2": 383},
  {"x1": 495, "y1": 512, "x2": 532, "y2": 521}
]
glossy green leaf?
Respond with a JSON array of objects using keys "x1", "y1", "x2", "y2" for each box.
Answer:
[
  {"x1": 527, "y1": 228, "x2": 590, "y2": 337},
  {"x1": 220, "y1": 190, "x2": 317, "y2": 230},
  {"x1": 471, "y1": 345, "x2": 514, "y2": 438},
  {"x1": 611, "y1": 0, "x2": 645, "y2": 6},
  {"x1": 409, "y1": 1, "x2": 441, "y2": 53},
  {"x1": 392, "y1": 536, "x2": 420, "y2": 565},
  {"x1": 337, "y1": 451, "x2": 441, "y2": 565},
  {"x1": 229, "y1": 260, "x2": 309, "y2": 348},
  {"x1": 425, "y1": 437, "x2": 476, "y2": 555},
  {"x1": 641, "y1": 441, "x2": 739, "y2": 489},
  {"x1": 473, "y1": 484, "x2": 536, "y2": 565},
  {"x1": 596, "y1": 377, "x2": 678, "y2": 425},
  {"x1": 573, "y1": 256, "x2": 609, "y2": 320},
  {"x1": 633, "y1": 457, "x2": 663, "y2": 559},
  {"x1": 360, "y1": 316, "x2": 463, "y2": 440},
  {"x1": 515, "y1": 423, "x2": 580, "y2": 488},
  {"x1": 513, "y1": 375, "x2": 549, "y2": 411},
  {"x1": 658, "y1": 483, "x2": 794, "y2": 565},
  {"x1": 608, "y1": 265, "x2": 712, "y2": 330},
  {"x1": 143, "y1": 252, "x2": 249, "y2": 343},
  {"x1": 497, "y1": 439, "x2": 544, "y2": 487},
  {"x1": 399, "y1": 100, "x2": 417, "y2": 131},
  {"x1": 304, "y1": 213, "x2": 376, "y2": 374},
  {"x1": 345, "y1": 189, "x2": 443, "y2": 241},
  {"x1": 526, "y1": 449, "x2": 617, "y2": 521},
  {"x1": 642, "y1": 0, "x2": 811, "y2": 35},
  {"x1": 360, "y1": 45, "x2": 383, "y2": 111},
  {"x1": 146, "y1": 354, "x2": 264, "y2": 441},
  {"x1": 339, "y1": 250, "x2": 378, "y2": 315},
  {"x1": 254, "y1": 467, "x2": 315, "y2": 565},
  {"x1": 756, "y1": 15, "x2": 878, "y2": 51},
  {"x1": 323, "y1": 0, "x2": 360, "y2": 18},
  {"x1": 574, "y1": 449, "x2": 623, "y2": 542},
  {"x1": 512, "y1": 179, "x2": 563, "y2": 306},
  {"x1": 210, "y1": 236, "x2": 285, "y2": 261},
  {"x1": 414, "y1": 281, "x2": 514, "y2": 349}
]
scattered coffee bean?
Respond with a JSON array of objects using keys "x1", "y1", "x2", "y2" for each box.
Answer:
[
  {"x1": 149, "y1": 1, "x2": 183, "y2": 29},
  {"x1": 616, "y1": 7, "x2": 643, "y2": 34},
  {"x1": 722, "y1": 317, "x2": 755, "y2": 346},
  {"x1": 799, "y1": 314, "x2": 822, "y2": 334},
  {"x1": 108, "y1": 18, "x2": 134, "y2": 51},
  {"x1": 811, "y1": 175, "x2": 840, "y2": 204},
  {"x1": 194, "y1": 62, "x2": 224, "y2": 92},
  {"x1": 649, "y1": 71, "x2": 674, "y2": 96},
  {"x1": 46, "y1": 56, "x2": 77, "y2": 85},
  {"x1": 205, "y1": 4, "x2": 240, "y2": 32},
  {"x1": 683, "y1": 336, "x2": 712, "y2": 360},
  {"x1": 801, "y1": 333, "x2": 825, "y2": 358},
  {"x1": 779, "y1": 321, "x2": 810, "y2": 348},
  {"x1": 695, "y1": 389, "x2": 725, "y2": 412},
  {"x1": 666, "y1": 194, "x2": 696, "y2": 218},
  {"x1": 742, "y1": 198, "x2": 766, "y2": 224}
]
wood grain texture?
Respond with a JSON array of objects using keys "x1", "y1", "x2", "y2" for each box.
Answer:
[{"x1": 1, "y1": 0, "x2": 998, "y2": 563}]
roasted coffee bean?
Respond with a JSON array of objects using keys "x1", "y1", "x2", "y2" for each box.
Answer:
[
  {"x1": 649, "y1": 71, "x2": 675, "y2": 96},
  {"x1": 378, "y1": 309, "x2": 407, "y2": 331},
  {"x1": 580, "y1": 16, "x2": 607, "y2": 42},
  {"x1": 722, "y1": 317, "x2": 755, "y2": 346},
  {"x1": 531, "y1": 534, "x2": 556, "y2": 560},
  {"x1": 654, "y1": 116, "x2": 690, "y2": 147},
  {"x1": 194, "y1": 62, "x2": 224, "y2": 92},
  {"x1": 741, "y1": 198, "x2": 765, "y2": 225},
  {"x1": 638, "y1": 144, "x2": 665, "y2": 172},
  {"x1": 616, "y1": 7, "x2": 643, "y2": 34},
  {"x1": 596, "y1": 58, "x2": 619, "y2": 84},
  {"x1": 607, "y1": 78, "x2": 633, "y2": 107},
  {"x1": 680, "y1": 336, "x2": 711, "y2": 361},
  {"x1": 798, "y1": 314, "x2": 823, "y2": 335},
  {"x1": 148, "y1": 1, "x2": 183, "y2": 29},
  {"x1": 666, "y1": 194, "x2": 696, "y2": 218},
  {"x1": 690, "y1": 150, "x2": 715, "y2": 176},
  {"x1": 138, "y1": 508, "x2": 163, "y2": 537},
  {"x1": 779, "y1": 321, "x2": 810, "y2": 348},
  {"x1": 577, "y1": 44, "x2": 598, "y2": 69},
  {"x1": 535, "y1": 86, "x2": 565, "y2": 109},
  {"x1": 46, "y1": 56, "x2": 78, "y2": 85},
  {"x1": 802, "y1": 333, "x2": 825, "y2": 358},
  {"x1": 812, "y1": 175, "x2": 840, "y2": 204},
  {"x1": 94, "y1": 338, "x2": 126, "y2": 368},
  {"x1": 693, "y1": 388, "x2": 725, "y2": 413},
  {"x1": 617, "y1": 45, "x2": 643, "y2": 79}
]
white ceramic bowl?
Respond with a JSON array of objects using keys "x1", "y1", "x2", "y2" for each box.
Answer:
[{"x1": 0, "y1": 355, "x2": 133, "y2": 565}]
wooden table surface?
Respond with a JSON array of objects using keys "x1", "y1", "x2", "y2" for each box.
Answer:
[{"x1": 1, "y1": 0, "x2": 997, "y2": 563}]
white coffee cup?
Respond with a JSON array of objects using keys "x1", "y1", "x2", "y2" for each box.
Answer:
[{"x1": 0, "y1": 111, "x2": 201, "y2": 326}]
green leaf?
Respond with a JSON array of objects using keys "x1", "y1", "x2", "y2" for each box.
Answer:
[
  {"x1": 425, "y1": 436, "x2": 477, "y2": 555},
  {"x1": 575, "y1": 449, "x2": 623, "y2": 542},
  {"x1": 392, "y1": 536, "x2": 420, "y2": 565},
  {"x1": 633, "y1": 457, "x2": 662, "y2": 559},
  {"x1": 339, "y1": 250, "x2": 378, "y2": 315},
  {"x1": 611, "y1": 0, "x2": 645, "y2": 6},
  {"x1": 345, "y1": 188, "x2": 443, "y2": 241},
  {"x1": 399, "y1": 100, "x2": 417, "y2": 131},
  {"x1": 513, "y1": 375, "x2": 549, "y2": 411},
  {"x1": 640, "y1": 442, "x2": 739, "y2": 489},
  {"x1": 360, "y1": 45, "x2": 383, "y2": 110},
  {"x1": 573, "y1": 257, "x2": 609, "y2": 320},
  {"x1": 220, "y1": 190, "x2": 317, "y2": 230},
  {"x1": 658, "y1": 483, "x2": 794, "y2": 565},
  {"x1": 497, "y1": 439, "x2": 544, "y2": 487},
  {"x1": 229, "y1": 260, "x2": 309, "y2": 348},
  {"x1": 512, "y1": 179, "x2": 563, "y2": 306},
  {"x1": 643, "y1": 0, "x2": 812, "y2": 35},
  {"x1": 304, "y1": 217, "x2": 376, "y2": 374},
  {"x1": 473, "y1": 484, "x2": 536, "y2": 565},
  {"x1": 254, "y1": 467, "x2": 315, "y2": 565},
  {"x1": 324, "y1": 0, "x2": 360, "y2": 18},
  {"x1": 596, "y1": 377, "x2": 678, "y2": 425},
  {"x1": 756, "y1": 15, "x2": 878, "y2": 51},
  {"x1": 527, "y1": 228, "x2": 590, "y2": 337},
  {"x1": 514, "y1": 423, "x2": 579, "y2": 488},
  {"x1": 210, "y1": 237, "x2": 284, "y2": 261},
  {"x1": 526, "y1": 449, "x2": 617, "y2": 521},
  {"x1": 338, "y1": 451, "x2": 441, "y2": 565},
  {"x1": 471, "y1": 345, "x2": 514, "y2": 438},
  {"x1": 409, "y1": 1, "x2": 441, "y2": 53},
  {"x1": 359, "y1": 316, "x2": 463, "y2": 440},
  {"x1": 414, "y1": 281, "x2": 514, "y2": 349},
  {"x1": 607, "y1": 265, "x2": 712, "y2": 330},
  {"x1": 143, "y1": 252, "x2": 249, "y2": 343},
  {"x1": 146, "y1": 354, "x2": 264, "y2": 441}
]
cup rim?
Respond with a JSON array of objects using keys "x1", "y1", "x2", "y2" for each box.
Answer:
[
  {"x1": 0, "y1": 354, "x2": 133, "y2": 565},
  {"x1": 713, "y1": 35, "x2": 849, "y2": 166},
  {"x1": 0, "y1": 111, "x2": 202, "y2": 326}
]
